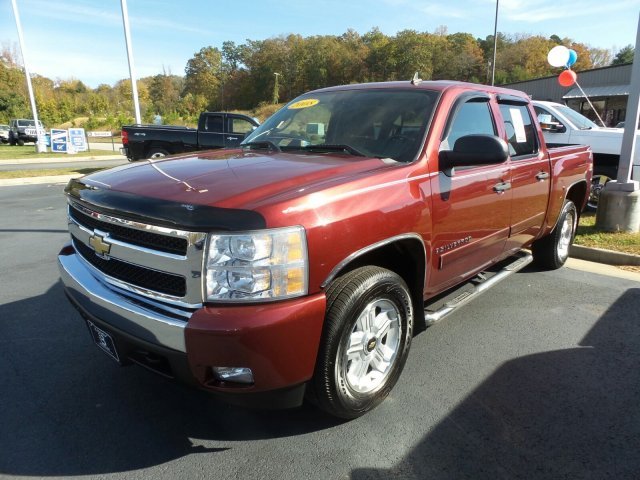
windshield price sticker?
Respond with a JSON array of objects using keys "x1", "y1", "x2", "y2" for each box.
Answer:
[
  {"x1": 288, "y1": 99, "x2": 319, "y2": 109},
  {"x1": 509, "y1": 108, "x2": 527, "y2": 143}
]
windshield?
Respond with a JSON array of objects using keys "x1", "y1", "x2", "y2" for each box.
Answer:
[
  {"x1": 243, "y1": 88, "x2": 438, "y2": 162},
  {"x1": 555, "y1": 105, "x2": 598, "y2": 130},
  {"x1": 17, "y1": 120, "x2": 44, "y2": 127}
]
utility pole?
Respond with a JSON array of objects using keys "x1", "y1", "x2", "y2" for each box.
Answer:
[
  {"x1": 491, "y1": 0, "x2": 499, "y2": 86},
  {"x1": 273, "y1": 72, "x2": 280, "y2": 104},
  {"x1": 120, "y1": 0, "x2": 142, "y2": 124},
  {"x1": 11, "y1": 0, "x2": 46, "y2": 152}
]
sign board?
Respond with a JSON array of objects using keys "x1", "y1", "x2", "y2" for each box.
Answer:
[
  {"x1": 25, "y1": 127, "x2": 46, "y2": 137},
  {"x1": 88, "y1": 131, "x2": 112, "y2": 137},
  {"x1": 68, "y1": 128, "x2": 88, "y2": 151},
  {"x1": 50, "y1": 129, "x2": 68, "y2": 153}
]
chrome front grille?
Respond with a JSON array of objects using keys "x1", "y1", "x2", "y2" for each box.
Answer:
[{"x1": 67, "y1": 201, "x2": 207, "y2": 308}]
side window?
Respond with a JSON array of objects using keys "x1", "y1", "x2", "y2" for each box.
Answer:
[
  {"x1": 444, "y1": 100, "x2": 496, "y2": 150},
  {"x1": 205, "y1": 115, "x2": 223, "y2": 133},
  {"x1": 230, "y1": 118, "x2": 255, "y2": 135},
  {"x1": 499, "y1": 104, "x2": 538, "y2": 158}
]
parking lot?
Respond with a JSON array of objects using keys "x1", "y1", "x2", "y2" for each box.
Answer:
[{"x1": 1, "y1": 183, "x2": 639, "y2": 479}]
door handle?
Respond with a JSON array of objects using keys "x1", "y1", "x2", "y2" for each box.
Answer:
[
  {"x1": 226, "y1": 136, "x2": 239, "y2": 141},
  {"x1": 536, "y1": 171, "x2": 550, "y2": 181},
  {"x1": 493, "y1": 181, "x2": 512, "y2": 193}
]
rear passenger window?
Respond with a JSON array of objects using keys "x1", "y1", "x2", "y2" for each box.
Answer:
[
  {"x1": 205, "y1": 115, "x2": 223, "y2": 133},
  {"x1": 444, "y1": 100, "x2": 495, "y2": 150},
  {"x1": 499, "y1": 104, "x2": 538, "y2": 158}
]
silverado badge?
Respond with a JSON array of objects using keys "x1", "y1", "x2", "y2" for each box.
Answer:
[{"x1": 89, "y1": 234, "x2": 111, "y2": 257}]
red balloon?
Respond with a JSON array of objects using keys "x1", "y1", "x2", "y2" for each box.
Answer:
[{"x1": 558, "y1": 69, "x2": 577, "y2": 87}]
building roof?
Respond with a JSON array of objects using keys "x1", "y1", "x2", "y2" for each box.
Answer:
[{"x1": 562, "y1": 84, "x2": 630, "y2": 99}]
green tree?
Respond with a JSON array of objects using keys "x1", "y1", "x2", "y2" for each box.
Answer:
[
  {"x1": 612, "y1": 45, "x2": 634, "y2": 65},
  {"x1": 183, "y1": 46, "x2": 223, "y2": 109}
]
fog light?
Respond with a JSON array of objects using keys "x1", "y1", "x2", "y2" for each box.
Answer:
[{"x1": 212, "y1": 367, "x2": 254, "y2": 384}]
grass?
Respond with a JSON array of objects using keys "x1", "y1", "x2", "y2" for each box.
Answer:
[
  {"x1": 0, "y1": 145, "x2": 119, "y2": 160},
  {"x1": 574, "y1": 213, "x2": 640, "y2": 256},
  {"x1": 0, "y1": 167, "x2": 102, "y2": 179}
]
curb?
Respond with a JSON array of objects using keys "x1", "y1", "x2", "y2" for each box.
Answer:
[
  {"x1": 1, "y1": 155, "x2": 125, "y2": 165},
  {"x1": 570, "y1": 244, "x2": 640, "y2": 266},
  {"x1": 0, "y1": 174, "x2": 79, "y2": 186}
]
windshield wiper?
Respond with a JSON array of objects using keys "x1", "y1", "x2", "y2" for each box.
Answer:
[
  {"x1": 242, "y1": 140, "x2": 281, "y2": 152},
  {"x1": 303, "y1": 144, "x2": 366, "y2": 157}
]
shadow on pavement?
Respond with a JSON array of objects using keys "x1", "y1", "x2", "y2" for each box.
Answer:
[
  {"x1": 352, "y1": 287, "x2": 640, "y2": 479},
  {"x1": 0, "y1": 282, "x2": 342, "y2": 477}
]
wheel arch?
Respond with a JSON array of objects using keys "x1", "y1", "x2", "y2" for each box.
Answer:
[
  {"x1": 566, "y1": 179, "x2": 588, "y2": 214},
  {"x1": 321, "y1": 234, "x2": 427, "y2": 329}
]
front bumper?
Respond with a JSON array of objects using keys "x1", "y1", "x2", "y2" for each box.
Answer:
[{"x1": 58, "y1": 246, "x2": 326, "y2": 406}]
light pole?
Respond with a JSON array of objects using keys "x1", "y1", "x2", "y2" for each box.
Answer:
[
  {"x1": 120, "y1": 0, "x2": 141, "y2": 124},
  {"x1": 11, "y1": 0, "x2": 45, "y2": 152},
  {"x1": 491, "y1": 0, "x2": 499, "y2": 86}
]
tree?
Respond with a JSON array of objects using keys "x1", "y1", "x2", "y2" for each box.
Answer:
[
  {"x1": 612, "y1": 45, "x2": 634, "y2": 65},
  {"x1": 183, "y1": 46, "x2": 223, "y2": 109}
]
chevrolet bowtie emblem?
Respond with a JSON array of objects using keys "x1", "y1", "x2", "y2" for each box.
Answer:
[{"x1": 89, "y1": 234, "x2": 111, "y2": 257}]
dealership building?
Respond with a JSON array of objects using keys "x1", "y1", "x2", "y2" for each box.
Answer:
[{"x1": 504, "y1": 63, "x2": 633, "y2": 128}]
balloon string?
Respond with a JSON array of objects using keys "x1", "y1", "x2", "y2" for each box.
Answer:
[{"x1": 573, "y1": 79, "x2": 607, "y2": 127}]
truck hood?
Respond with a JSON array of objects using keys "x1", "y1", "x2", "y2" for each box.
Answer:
[{"x1": 80, "y1": 149, "x2": 397, "y2": 212}]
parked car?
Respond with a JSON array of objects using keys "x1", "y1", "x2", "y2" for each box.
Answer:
[
  {"x1": 59, "y1": 80, "x2": 592, "y2": 419},
  {"x1": 532, "y1": 100, "x2": 640, "y2": 209},
  {"x1": 8, "y1": 118, "x2": 45, "y2": 146},
  {"x1": 121, "y1": 112, "x2": 260, "y2": 161},
  {"x1": 0, "y1": 124, "x2": 9, "y2": 144}
]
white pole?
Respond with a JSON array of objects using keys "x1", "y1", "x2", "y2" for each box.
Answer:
[
  {"x1": 11, "y1": 0, "x2": 46, "y2": 152},
  {"x1": 617, "y1": 13, "x2": 640, "y2": 184},
  {"x1": 491, "y1": 0, "x2": 499, "y2": 86},
  {"x1": 120, "y1": 0, "x2": 142, "y2": 124}
]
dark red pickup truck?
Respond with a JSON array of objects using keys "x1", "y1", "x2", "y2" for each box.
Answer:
[{"x1": 59, "y1": 80, "x2": 592, "y2": 418}]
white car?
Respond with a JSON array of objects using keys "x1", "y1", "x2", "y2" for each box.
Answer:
[
  {"x1": 532, "y1": 100, "x2": 640, "y2": 209},
  {"x1": 0, "y1": 124, "x2": 9, "y2": 143}
]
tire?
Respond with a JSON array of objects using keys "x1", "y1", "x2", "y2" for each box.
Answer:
[
  {"x1": 310, "y1": 266, "x2": 413, "y2": 419},
  {"x1": 147, "y1": 148, "x2": 169, "y2": 159},
  {"x1": 532, "y1": 200, "x2": 577, "y2": 270},
  {"x1": 587, "y1": 172, "x2": 613, "y2": 211},
  {"x1": 17, "y1": 139, "x2": 24, "y2": 146}
]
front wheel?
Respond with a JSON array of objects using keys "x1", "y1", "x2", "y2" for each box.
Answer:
[
  {"x1": 310, "y1": 266, "x2": 413, "y2": 419},
  {"x1": 532, "y1": 200, "x2": 577, "y2": 270}
]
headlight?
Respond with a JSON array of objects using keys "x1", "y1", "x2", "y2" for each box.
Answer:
[{"x1": 205, "y1": 226, "x2": 308, "y2": 302}]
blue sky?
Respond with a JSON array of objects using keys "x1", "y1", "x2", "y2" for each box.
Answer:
[{"x1": 0, "y1": 0, "x2": 638, "y2": 87}]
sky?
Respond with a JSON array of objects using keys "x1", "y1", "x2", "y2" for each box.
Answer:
[{"x1": 0, "y1": 0, "x2": 638, "y2": 88}]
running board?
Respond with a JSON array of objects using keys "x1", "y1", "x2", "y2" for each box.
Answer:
[{"x1": 424, "y1": 252, "x2": 533, "y2": 326}]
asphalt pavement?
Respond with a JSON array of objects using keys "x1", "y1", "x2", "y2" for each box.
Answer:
[{"x1": 1, "y1": 184, "x2": 639, "y2": 479}]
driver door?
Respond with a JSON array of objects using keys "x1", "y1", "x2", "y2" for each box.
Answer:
[{"x1": 428, "y1": 94, "x2": 512, "y2": 293}]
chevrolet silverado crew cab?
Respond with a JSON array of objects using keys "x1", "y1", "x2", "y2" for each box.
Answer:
[
  {"x1": 532, "y1": 100, "x2": 639, "y2": 209},
  {"x1": 121, "y1": 112, "x2": 259, "y2": 161},
  {"x1": 59, "y1": 80, "x2": 592, "y2": 419}
]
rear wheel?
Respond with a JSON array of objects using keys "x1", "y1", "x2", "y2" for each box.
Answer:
[
  {"x1": 310, "y1": 266, "x2": 413, "y2": 419},
  {"x1": 147, "y1": 148, "x2": 169, "y2": 159},
  {"x1": 532, "y1": 200, "x2": 577, "y2": 270}
]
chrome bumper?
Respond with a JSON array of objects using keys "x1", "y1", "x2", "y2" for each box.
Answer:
[{"x1": 58, "y1": 251, "x2": 189, "y2": 352}]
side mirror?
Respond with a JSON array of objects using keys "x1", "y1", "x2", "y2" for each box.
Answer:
[
  {"x1": 540, "y1": 122, "x2": 566, "y2": 133},
  {"x1": 439, "y1": 134, "x2": 509, "y2": 176}
]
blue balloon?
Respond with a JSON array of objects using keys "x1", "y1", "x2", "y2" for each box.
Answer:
[{"x1": 566, "y1": 49, "x2": 578, "y2": 67}]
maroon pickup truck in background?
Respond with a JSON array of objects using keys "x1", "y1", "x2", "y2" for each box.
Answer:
[{"x1": 59, "y1": 80, "x2": 592, "y2": 419}]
